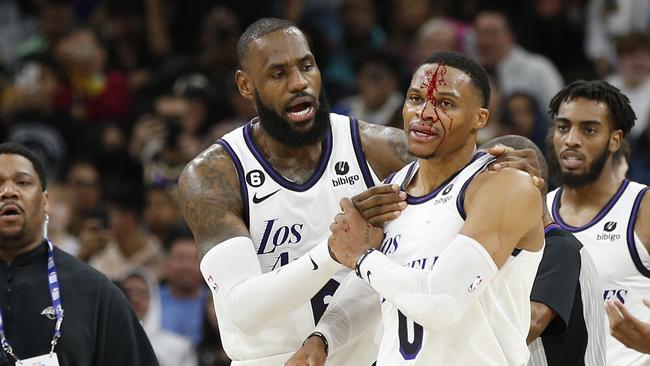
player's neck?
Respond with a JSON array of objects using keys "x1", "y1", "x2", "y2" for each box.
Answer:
[
  {"x1": 561, "y1": 161, "x2": 623, "y2": 209},
  {"x1": 410, "y1": 142, "x2": 476, "y2": 196},
  {"x1": 253, "y1": 124, "x2": 324, "y2": 168}
]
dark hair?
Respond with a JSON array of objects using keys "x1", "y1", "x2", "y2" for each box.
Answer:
[
  {"x1": 616, "y1": 32, "x2": 650, "y2": 56},
  {"x1": 418, "y1": 52, "x2": 491, "y2": 108},
  {"x1": 480, "y1": 135, "x2": 548, "y2": 182},
  {"x1": 237, "y1": 18, "x2": 298, "y2": 69},
  {"x1": 548, "y1": 80, "x2": 636, "y2": 136},
  {"x1": 613, "y1": 138, "x2": 631, "y2": 168},
  {"x1": 354, "y1": 48, "x2": 402, "y2": 77},
  {"x1": 164, "y1": 224, "x2": 195, "y2": 251},
  {"x1": 0, "y1": 143, "x2": 47, "y2": 191}
]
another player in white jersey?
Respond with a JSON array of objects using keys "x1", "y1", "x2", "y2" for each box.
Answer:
[
  {"x1": 179, "y1": 19, "x2": 543, "y2": 366},
  {"x1": 545, "y1": 80, "x2": 650, "y2": 365},
  {"x1": 288, "y1": 52, "x2": 545, "y2": 365}
]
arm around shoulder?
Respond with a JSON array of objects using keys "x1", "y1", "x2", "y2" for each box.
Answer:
[{"x1": 357, "y1": 120, "x2": 414, "y2": 181}]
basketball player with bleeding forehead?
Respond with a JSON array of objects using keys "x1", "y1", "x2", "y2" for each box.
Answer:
[
  {"x1": 180, "y1": 19, "x2": 544, "y2": 366},
  {"x1": 289, "y1": 52, "x2": 544, "y2": 365},
  {"x1": 546, "y1": 80, "x2": 650, "y2": 365}
]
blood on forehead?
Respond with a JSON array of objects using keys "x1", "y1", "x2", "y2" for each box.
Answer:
[{"x1": 421, "y1": 63, "x2": 447, "y2": 103}]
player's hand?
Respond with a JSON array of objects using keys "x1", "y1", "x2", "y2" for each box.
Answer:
[
  {"x1": 605, "y1": 299, "x2": 650, "y2": 354},
  {"x1": 329, "y1": 198, "x2": 384, "y2": 269},
  {"x1": 352, "y1": 184, "x2": 407, "y2": 227},
  {"x1": 486, "y1": 145, "x2": 545, "y2": 190},
  {"x1": 284, "y1": 336, "x2": 327, "y2": 366}
]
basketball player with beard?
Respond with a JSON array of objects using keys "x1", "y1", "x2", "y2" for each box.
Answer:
[
  {"x1": 178, "y1": 19, "x2": 541, "y2": 366},
  {"x1": 545, "y1": 80, "x2": 650, "y2": 365}
]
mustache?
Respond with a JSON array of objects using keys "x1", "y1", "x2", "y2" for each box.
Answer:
[{"x1": 286, "y1": 91, "x2": 316, "y2": 105}]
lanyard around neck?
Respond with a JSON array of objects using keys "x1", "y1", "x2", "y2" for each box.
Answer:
[{"x1": 0, "y1": 240, "x2": 64, "y2": 362}]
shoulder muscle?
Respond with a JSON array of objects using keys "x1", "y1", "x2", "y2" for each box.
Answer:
[
  {"x1": 461, "y1": 168, "x2": 544, "y2": 267},
  {"x1": 177, "y1": 143, "x2": 250, "y2": 258},
  {"x1": 358, "y1": 120, "x2": 414, "y2": 180}
]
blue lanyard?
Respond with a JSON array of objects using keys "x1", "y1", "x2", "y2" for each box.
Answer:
[{"x1": 0, "y1": 240, "x2": 64, "y2": 362}]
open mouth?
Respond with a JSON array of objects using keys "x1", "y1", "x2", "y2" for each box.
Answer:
[
  {"x1": 0, "y1": 204, "x2": 22, "y2": 218},
  {"x1": 409, "y1": 124, "x2": 440, "y2": 142},
  {"x1": 285, "y1": 97, "x2": 316, "y2": 123},
  {"x1": 559, "y1": 150, "x2": 584, "y2": 170}
]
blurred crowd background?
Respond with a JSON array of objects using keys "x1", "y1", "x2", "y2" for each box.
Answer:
[{"x1": 0, "y1": 0, "x2": 649, "y2": 365}]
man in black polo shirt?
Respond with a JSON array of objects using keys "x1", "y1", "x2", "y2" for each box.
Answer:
[
  {"x1": 483, "y1": 136, "x2": 606, "y2": 366},
  {"x1": 0, "y1": 143, "x2": 159, "y2": 366}
]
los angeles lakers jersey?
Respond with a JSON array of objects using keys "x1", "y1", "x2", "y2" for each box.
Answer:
[
  {"x1": 377, "y1": 152, "x2": 543, "y2": 365},
  {"x1": 548, "y1": 180, "x2": 650, "y2": 366},
  {"x1": 217, "y1": 113, "x2": 380, "y2": 365}
]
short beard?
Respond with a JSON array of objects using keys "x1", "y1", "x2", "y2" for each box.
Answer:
[
  {"x1": 558, "y1": 146, "x2": 610, "y2": 188},
  {"x1": 255, "y1": 88, "x2": 331, "y2": 147}
]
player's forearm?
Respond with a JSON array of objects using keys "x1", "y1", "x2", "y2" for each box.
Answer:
[
  {"x1": 314, "y1": 272, "x2": 381, "y2": 354},
  {"x1": 357, "y1": 234, "x2": 498, "y2": 331},
  {"x1": 201, "y1": 237, "x2": 342, "y2": 334}
]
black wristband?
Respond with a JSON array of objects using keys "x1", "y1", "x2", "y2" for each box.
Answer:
[
  {"x1": 303, "y1": 331, "x2": 329, "y2": 355},
  {"x1": 355, "y1": 248, "x2": 377, "y2": 279}
]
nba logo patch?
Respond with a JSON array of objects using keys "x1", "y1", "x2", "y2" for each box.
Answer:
[
  {"x1": 468, "y1": 275, "x2": 483, "y2": 293},
  {"x1": 207, "y1": 275, "x2": 219, "y2": 292}
]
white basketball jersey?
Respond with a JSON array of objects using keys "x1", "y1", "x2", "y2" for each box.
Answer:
[
  {"x1": 548, "y1": 180, "x2": 650, "y2": 366},
  {"x1": 377, "y1": 153, "x2": 543, "y2": 365},
  {"x1": 217, "y1": 114, "x2": 380, "y2": 365}
]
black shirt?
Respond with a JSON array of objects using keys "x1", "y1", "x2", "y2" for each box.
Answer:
[
  {"x1": 0, "y1": 242, "x2": 159, "y2": 366},
  {"x1": 529, "y1": 228, "x2": 588, "y2": 366}
]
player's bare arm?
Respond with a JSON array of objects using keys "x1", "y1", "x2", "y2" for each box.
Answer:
[
  {"x1": 177, "y1": 143, "x2": 250, "y2": 258},
  {"x1": 357, "y1": 120, "x2": 413, "y2": 181},
  {"x1": 327, "y1": 167, "x2": 543, "y2": 331},
  {"x1": 461, "y1": 168, "x2": 544, "y2": 268}
]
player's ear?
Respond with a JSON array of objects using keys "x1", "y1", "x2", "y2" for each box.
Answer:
[
  {"x1": 235, "y1": 70, "x2": 255, "y2": 101},
  {"x1": 609, "y1": 129, "x2": 623, "y2": 153},
  {"x1": 475, "y1": 108, "x2": 489, "y2": 129}
]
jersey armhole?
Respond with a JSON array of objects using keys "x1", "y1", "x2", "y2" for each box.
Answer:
[
  {"x1": 350, "y1": 117, "x2": 376, "y2": 188},
  {"x1": 217, "y1": 139, "x2": 250, "y2": 229},
  {"x1": 626, "y1": 187, "x2": 650, "y2": 278}
]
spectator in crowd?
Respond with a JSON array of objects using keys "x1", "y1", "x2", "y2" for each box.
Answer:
[
  {"x1": 326, "y1": 0, "x2": 386, "y2": 94},
  {"x1": 65, "y1": 159, "x2": 103, "y2": 230},
  {"x1": 196, "y1": 6, "x2": 242, "y2": 84},
  {"x1": 500, "y1": 91, "x2": 549, "y2": 154},
  {"x1": 54, "y1": 27, "x2": 131, "y2": 125},
  {"x1": 0, "y1": 142, "x2": 158, "y2": 365},
  {"x1": 333, "y1": 49, "x2": 403, "y2": 128},
  {"x1": 473, "y1": 10, "x2": 564, "y2": 109},
  {"x1": 197, "y1": 294, "x2": 231, "y2": 366},
  {"x1": 409, "y1": 18, "x2": 469, "y2": 71},
  {"x1": 1, "y1": 54, "x2": 83, "y2": 180},
  {"x1": 586, "y1": 0, "x2": 650, "y2": 78},
  {"x1": 607, "y1": 32, "x2": 650, "y2": 140},
  {"x1": 15, "y1": 0, "x2": 76, "y2": 61},
  {"x1": 144, "y1": 185, "x2": 183, "y2": 247},
  {"x1": 46, "y1": 183, "x2": 80, "y2": 256},
  {"x1": 90, "y1": 182, "x2": 163, "y2": 279},
  {"x1": 121, "y1": 269, "x2": 198, "y2": 366},
  {"x1": 516, "y1": 0, "x2": 594, "y2": 82},
  {"x1": 160, "y1": 228, "x2": 208, "y2": 346}
]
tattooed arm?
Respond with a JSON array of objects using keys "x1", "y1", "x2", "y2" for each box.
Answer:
[
  {"x1": 357, "y1": 120, "x2": 414, "y2": 181},
  {"x1": 178, "y1": 144, "x2": 343, "y2": 335},
  {"x1": 178, "y1": 144, "x2": 249, "y2": 257}
]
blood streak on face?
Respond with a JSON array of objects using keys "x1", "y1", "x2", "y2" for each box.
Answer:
[{"x1": 419, "y1": 63, "x2": 450, "y2": 154}]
